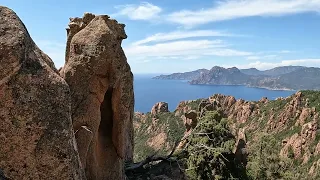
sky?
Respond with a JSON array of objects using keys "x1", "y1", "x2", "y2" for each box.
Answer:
[{"x1": 2, "y1": 0, "x2": 320, "y2": 74}]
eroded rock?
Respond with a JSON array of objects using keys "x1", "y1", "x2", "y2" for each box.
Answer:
[
  {"x1": 60, "y1": 13, "x2": 134, "y2": 180},
  {"x1": 151, "y1": 102, "x2": 169, "y2": 115},
  {"x1": 0, "y1": 6, "x2": 84, "y2": 179}
]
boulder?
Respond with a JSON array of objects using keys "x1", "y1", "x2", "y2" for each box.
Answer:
[
  {"x1": 0, "y1": 6, "x2": 84, "y2": 179},
  {"x1": 60, "y1": 13, "x2": 134, "y2": 180},
  {"x1": 259, "y1": 97, "x2": 268, "y2": 103},
  {"x1": 174, "y1": 101, "x2": 191, "y2": 117},
  {"x1": 178, "y1": 110, "x2": 198, "y2": 149},
  {"x1": 234, "y1": 128, "x2": 247, "y2": 165},
  {"x1": 183, "y1": 110, "x2": 198, "y2": 131},
  {"x1": 151, "y1": 102, "x2": 169, "y2": 115}
]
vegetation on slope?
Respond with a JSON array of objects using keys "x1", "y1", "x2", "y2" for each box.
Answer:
[
  {"x1": 131, "y1": 90, "x2": 320, "y2": 179},
  {"x1": 182, "y1": 111, "x2": 247, "y2": 180}
]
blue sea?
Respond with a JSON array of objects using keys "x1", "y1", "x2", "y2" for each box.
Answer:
[{"x1": 133, "y1": 74, "x2": 296, "y2": 113}]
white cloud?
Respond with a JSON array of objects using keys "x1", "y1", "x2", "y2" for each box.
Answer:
[
  {"x1": 125, "y1": 39, "x2": 252, "y2": 60},
  {"x1": 133, "y1": 30, "x2": 236, "y2": 46},
  {"x1": 279, "y1": 50, "x2": 293, "y2": 53},
  {"x1": 167, "y1": 0, "x2": 320, "y2": 27},
  {"x1": 246, "y1": 54, "x2": 280, "y2": 60},
  {"x1": 237, "y1": 59, "x2": 320, "y2": 70},
  {"x1": 204, "y1": 49, "x2": 252, "y2": 56},
  {"x1": 246, "y1": 56, "x2": 261, "y2": 60},
  {"x1": 114, "y1": 2, "x2": 162, "y2": 20}
]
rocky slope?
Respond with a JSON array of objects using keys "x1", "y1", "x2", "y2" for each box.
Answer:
[
  {"x1": 0, "y1": 6, "x2": 134, "y2": 180},
  {"x1": 132, "y1": 90, "x2": 320, "y2": 179}
]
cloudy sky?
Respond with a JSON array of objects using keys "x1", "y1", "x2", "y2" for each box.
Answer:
[{"x1": 3, "y1": 0, "x2": 320, "y2": 74}]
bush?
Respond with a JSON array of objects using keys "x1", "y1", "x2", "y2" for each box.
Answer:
[{"x1": 183, "y1": 111, "x2": 247, "y2": 180}]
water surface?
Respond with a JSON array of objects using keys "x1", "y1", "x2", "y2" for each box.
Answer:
[{"x1": 133, "y1": 74, "x2": 295, "y2": 112}]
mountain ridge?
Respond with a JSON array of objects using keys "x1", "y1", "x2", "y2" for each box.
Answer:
[{"x1": 153, "y1": 66, "x2": 320, "y2": 90}]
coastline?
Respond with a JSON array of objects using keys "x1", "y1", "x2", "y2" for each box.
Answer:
[
  {"x1": 188, "y1": 82, "x2": 296, "y2": 91},
  {"x1": 153, "y1": 77, "x2": 297, "y2": 91}
]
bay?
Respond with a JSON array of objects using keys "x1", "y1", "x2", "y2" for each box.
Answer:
[{"x1": 133, "y1": 74, "x2": 295, "y2": 113}]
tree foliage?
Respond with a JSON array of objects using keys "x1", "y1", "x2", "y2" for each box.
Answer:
[{"x1": 183, "y1": 111, "x2": 247, "y2": 180}]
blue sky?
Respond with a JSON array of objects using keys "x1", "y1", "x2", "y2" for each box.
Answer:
[{"x1": 2, "y1": 0, "x2": 320, "y2": 74}]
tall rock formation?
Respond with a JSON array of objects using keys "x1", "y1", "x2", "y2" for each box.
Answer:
[
  {"x1": 60, "y1": 13, "x2": 134, "y2": 180},
  {"x1": 0, "y1": 6, "x2": 84, "y2": 179}
]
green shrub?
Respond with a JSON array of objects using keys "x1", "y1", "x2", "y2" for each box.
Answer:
[{"x1": 183, "y1": 111, "x2": 247, "y2": 180}]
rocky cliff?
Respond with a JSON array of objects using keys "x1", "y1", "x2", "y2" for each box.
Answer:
[
  {"x1": 60, "y1": 13, "x2": 134, "y2": 180},
  {"x1": 0, "y1": 6, "x2": 134, "y2": 180},
  {"x1": 0, "y1": 6, "x2": 84, "y2": 179},
  {"x1": 133, "y1": 90, "x2": 320, "y2": 179}
]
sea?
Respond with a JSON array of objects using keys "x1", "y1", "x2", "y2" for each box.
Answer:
[{"x1": 133, "y1": 74, "x2": 296, "y2": 113}]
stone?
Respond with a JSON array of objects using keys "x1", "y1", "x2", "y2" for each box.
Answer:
[
  {"x1": 0, "y1": 6, "x2": 84, "y2": 179},
  {"x1": 280, "y1": 133, "x2": 303, "y2": 159},
  {"x1": 259, "y1": 97, "x2": 268, "y2": 103},
  {"x1": 151, "y1": 102, "x2": 169, "y2": 115},
  {"x1": 60, "y1": 13, "x2": 134, "y2": 180},
  {"x1": 183, "y1": 110, "x2": 198, "y2": 131},
  {"x1": 315, "y1": 141, "x2": 320, "y2": 155},
  {"x1": 234, "y1": 128, "x2": 247, "y2": 165}
]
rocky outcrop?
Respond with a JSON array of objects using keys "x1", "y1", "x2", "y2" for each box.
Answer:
[
  {"x1": 151, "y1": 102, "x2": 169, "y2": 115},
  {"x1": 60, "y1": 13, "x2": 134, "y2": 180},
  {"x1": 175, "y1": 101, "x2": 192, "y2": 116},
  {"x1": 178, "y1": 110, "x2": 198, "y2": 149},
  {"x1": 259, "y1": 97, "x2": 268, "y2": 103},
  {"x1": 234, "y1": 128, "x2": 248, "y2": 165},
  {"x1": 0, "y1": 6, "x2": 84, "y2": 179},
  {"x1": 183, "y1": 110, "x2": 197, "y2": 131},
  {"x1": 309, "y1": 159, "x2": 320, "y2": 177}
]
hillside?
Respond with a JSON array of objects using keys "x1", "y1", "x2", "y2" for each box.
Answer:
[
  {"x1": 153, "y1": 69, "x2": 209, "y2": 80},
  {"x1": 131, "y1": 90, "x2": 320, "y2": 179},
  {"x1": 241, "y1": 66, "x2": 305, "y2": 76},
  {"x1": 190, "y1": 66, "x2": 320, "y2": 90},
  {"x1": 153, "y1": 66, "x2": 320, "y2": 90},
  {"x1": 190, "y1": 66, "x2": 253, "y2": 85}
]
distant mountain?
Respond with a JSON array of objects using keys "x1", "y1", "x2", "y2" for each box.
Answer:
[
  {"x1": 190, "y1": 66, "x2": 320, "y2": 90},
  {"x1": 154, "y1": 66, "x2": 307, "y2": 81},
  {"x1": 153, "y1": 69, "x2": 209, "y2": 80},
  {"x1": 240, "y1": 68, "x2": 264, "y2": 76},
  {"x1": 259, "y1": 67, "x2": 320, "y2": 90},
  {"x1": 190, "y1": 66, "x2": 251, "y2": 85},
  {"x1": 262, "y1": 66, "x2": 305, "y2": 76},
  {"x1": 240, "y1": 66, "x2": 305, "y2": 76},
  {"x1": 153, "y1": 66, "x2": 320, "y2": 90}
]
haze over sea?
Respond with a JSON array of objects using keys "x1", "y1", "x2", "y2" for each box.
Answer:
[{"x1": 134, "y1": 74, "x2": 295, "y2": 113}]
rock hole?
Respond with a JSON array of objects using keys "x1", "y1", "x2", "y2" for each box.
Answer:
[
  {"x1": 99, "y1": 87, "x2": 113, "y2": 144},
  {"x1": 97, "y1": 86, "x2": 118, "y2": 169}
]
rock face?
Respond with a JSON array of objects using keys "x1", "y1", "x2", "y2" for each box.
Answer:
[
  {"x1": 178, "y1": 110, "x2": 198, "y2": 149},
  {"x1": 151, "y1": 102, "x2": 169, "y2": 115},
  {"x1": 0, "y1": 6, "x2": 84, "y2": 179},
  {"x1": 60, "y1": 13, "x2": 134, "y2": 180}
]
